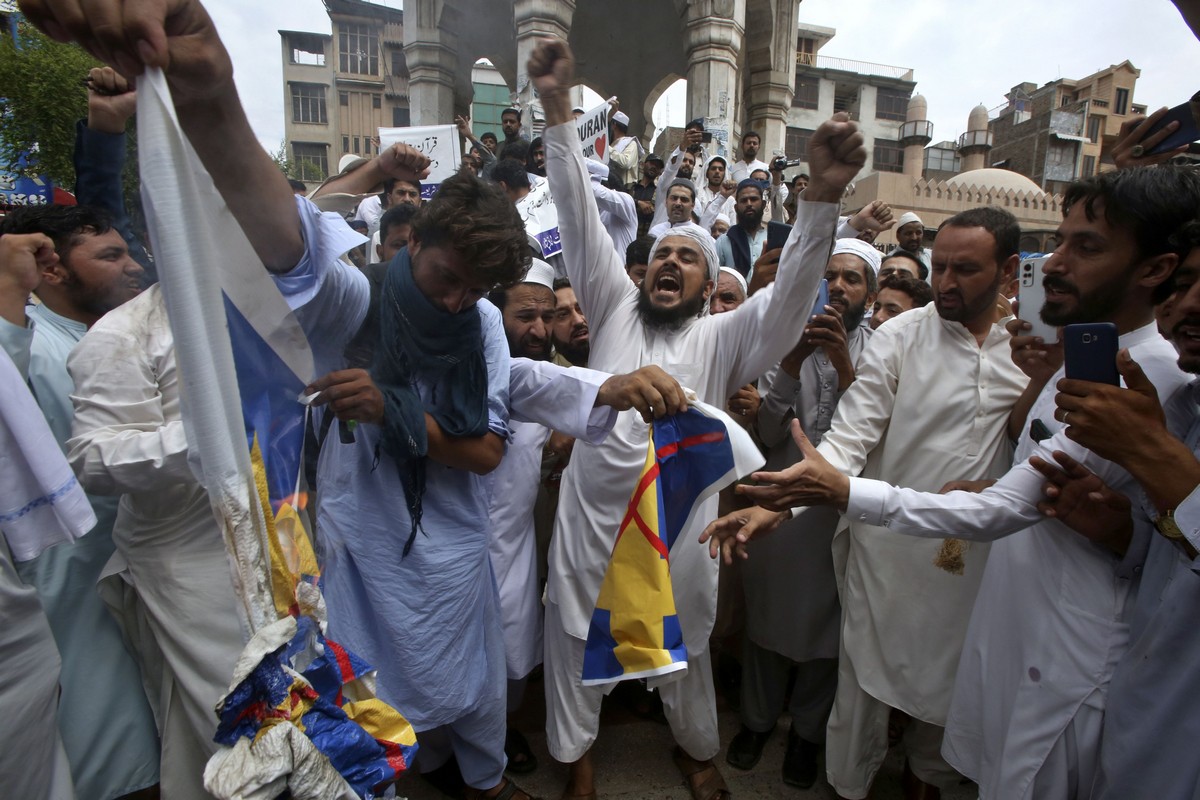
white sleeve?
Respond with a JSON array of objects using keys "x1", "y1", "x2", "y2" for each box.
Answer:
[
  {"x1": 67, "y1": 327, "x2": 193, "y2": 495},
  {"x1": 591, "y1": 182, "x2": 638, "y2": 255},
  {"x1": 651, "y1": 147, "x2": 684, "y2": 228},
  {"x1": 508, "y1": 358, "x2": 617, "y2": 444}
]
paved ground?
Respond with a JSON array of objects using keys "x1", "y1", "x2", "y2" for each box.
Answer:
[{"x1": 391, "y1": 674, "x2": 977, "y2": 800}]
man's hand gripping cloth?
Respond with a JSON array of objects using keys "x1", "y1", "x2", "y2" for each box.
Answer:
[
  {"x1": 582, "y1": 397, "x2": 764, "y2": 685},
  {"x1": 136, "y1": 69, "x2": 416, "y2": 800}
]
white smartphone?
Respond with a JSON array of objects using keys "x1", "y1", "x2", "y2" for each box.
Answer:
[{"x1": 1017, "y1": 255, "x2": 1058, "y2": 343}]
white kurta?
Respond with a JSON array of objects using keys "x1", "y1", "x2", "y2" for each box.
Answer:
[
  {"x1": 542, "y1": 119, "x2": 835, "y2": 660},
  {"x1": 806, "y1": 303, "x2": 1028, "y2": 725},
  {"x1": 844, "y1": 322, "x2": 1188, "y2": 798}
]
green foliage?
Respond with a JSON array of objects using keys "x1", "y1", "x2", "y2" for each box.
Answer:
[
  {"x1": 268, "y1": 138, "x2": 326, "y2": 183},
  {"x1": 0, "y1": 20, "x2": 100, "y2": 185}
]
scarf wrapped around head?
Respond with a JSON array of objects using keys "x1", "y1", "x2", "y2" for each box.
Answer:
[{"x1": 373, "y1": 247, "x2": 490, "y2": 555}]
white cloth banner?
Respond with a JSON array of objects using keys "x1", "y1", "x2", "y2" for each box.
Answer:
[
  {"x1": 518, "y1": 176, "x2": 562, "y2": 258},
  {"x1": 576, "y1": 101, "x2": 611, "y2": 164},
  {"x1": 378, "y1": 124, "x2": 460, "y2": 199}
]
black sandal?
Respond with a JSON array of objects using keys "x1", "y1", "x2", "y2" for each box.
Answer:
[{"x1": 504, "y1": 727, "x2": 538, "y2": 775}]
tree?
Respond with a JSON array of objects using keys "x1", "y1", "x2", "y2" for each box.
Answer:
[
  {"x1": 268, "y1": 138, "x2": 327, "y2": 183},
  {"x1": 0, "y1": 18, "x2": 100, "y2": 185}
]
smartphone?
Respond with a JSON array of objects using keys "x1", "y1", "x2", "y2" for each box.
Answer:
[
  {"x1": 810, "y1": 279, "x2": 830, "y2": 319},
  {"x1": 1063, "y1": 323, "x2": 1119, "y2": 385},
  {"x1": 701, "y1": 130, "x2": 713, "y2": 144},
  {"x1": 766, "y1": 221, "x2": 791, "y2": 252},
  {"x1": 1145, "y1": 93, "x2": 1200, "y2": 155},
  {"x1": 1017, "y1": 255, "x2": 1058, "y2": 342}
]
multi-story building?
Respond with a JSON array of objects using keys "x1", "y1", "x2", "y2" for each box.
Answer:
[
  {"x1": 989, "y1": 61, "x2": 1145, "y2": 194},
  {"x1": 783, "y1": 24, "x2": 917, "y2": 179},
  {"x1": 279, "y1": 0, "x2": 409, "y2": 183}
]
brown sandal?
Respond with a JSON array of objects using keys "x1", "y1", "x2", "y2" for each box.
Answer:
[
  {"x1": 673, "y1": 747, "x2": 732, "y2": 800},
  {"x1": 463, "y1": 776, "x2": 541, "y2": 800}
]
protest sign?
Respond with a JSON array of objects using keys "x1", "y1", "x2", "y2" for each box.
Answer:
[
  {"x1": 576, "y1": 101, "x2": 612, "y2": 164},
  {"x1": 378, "y1": 124, "x2": 459, "y2": 199},
  {"x1": 518, "y1": 176, "x2": 562, "y2": 258}
]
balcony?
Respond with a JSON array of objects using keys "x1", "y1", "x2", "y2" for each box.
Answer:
[
  {"x1": 796, "y1": 53, "x2": 913, "y2": 82},
  {"x1": 899, "y1": 120, "x2": 934, "y2": 143},
  {"x1": 958, "y1": 130, "x2": 993, "y2": 150}
]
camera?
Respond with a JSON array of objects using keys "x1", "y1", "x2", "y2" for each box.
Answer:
[{"x1": 772, "y1": 157, "x2": 803, "y2": 172}]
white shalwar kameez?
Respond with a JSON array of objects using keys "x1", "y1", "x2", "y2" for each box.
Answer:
[
  {"x1": 802, "y1": 303, "x2": 1028, "y2": 798},
  {"x1": 842, "y1": 322, "x2": 1187, "y2": 799},
  {"x1": 541, "y1": 120, "x2": 835, "y2": 762}
]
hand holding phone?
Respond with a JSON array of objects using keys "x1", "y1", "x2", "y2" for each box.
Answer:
[{"x1": 1017, "y1": 255, "x2": 1058, "y2": 343}]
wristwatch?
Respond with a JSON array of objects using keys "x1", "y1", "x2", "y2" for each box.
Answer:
[{"x1": 1155, "y1": 510, "x2": 1199, "y2": 560}]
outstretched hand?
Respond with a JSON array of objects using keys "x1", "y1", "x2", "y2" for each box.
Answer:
[
  {"x1": 1029, "y1": 450, "x2": 1133, "y2": 556},
  {"x1": 699, "y1": 504, "x2": 790, "y2": 564},
  {"x1": 1111, "y1": 106, "x2": 1189, "y2": 170},
  {"x1": 737, "y1": 420, "x2": 850, "y2": 511}
]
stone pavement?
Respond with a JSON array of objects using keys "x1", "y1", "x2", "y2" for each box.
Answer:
[{"x1": 392, "y1": 676, "x2": 977, "y2": 800}]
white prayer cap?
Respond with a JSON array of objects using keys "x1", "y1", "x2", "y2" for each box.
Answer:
[
  {"x1": 650, "y1": 222, "x2": 720, "y2": 286},
  {"x1": 572, "y1": 105, "x2": 585, "y2": 114},
  {"x1": 337, "y1": 154, "x2": 369, "y2": 175},
  {"x1": 523, "y1": 258, "x2": 555, "y2": 290},
  {"x1": 585, "y1": 159, "x2": 610, "y2": 182},
  {"x1": 832, "y1": 238, "x2": 882, "y2": 274},
  {"x1": 713, "y1": 213, "x2": 731, "y2": 227},
  {"x1": 612, "y1": 111, "x2": 630, "y2": 127},
  {"x1": 897, "y1": 211, "x2": 924, "y2": 228},
  {"x1": 718, "y1": 266, "x2": 748, "y2": 296}
]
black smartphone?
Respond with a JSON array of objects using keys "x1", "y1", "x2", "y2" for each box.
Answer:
[
  {"x1": 1063, "y1": 323, "x2": 1119, "y2": 385},
  {"x1": 766, "y1": 221, "x2": 791, "y2": 252},
  {"x1": 1145, "y1": 93, "x2": 1200, "y2": 155},
  {"x1": 701, "y1": 131, "x2": 713, "y2": 144}
]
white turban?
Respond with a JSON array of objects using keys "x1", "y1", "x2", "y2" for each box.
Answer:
[
  {"x1": 585, "y1": 159, "x2": 610, "y2": 182},
  {"x1": 831, "y1": 237, "x2": 882, "y2": 274},
  {"x1": 523, "y1": 258, "x2": 555, "y2": 290},
  {"x1": 650, "y1": 222, "x2": 720, "y2": 286},
  {"x1": 718, "y1": 266, "x2": 748, "y2": 296},
  {"x1": 897, "y1": 211, "x2": 923, "y2": 229}
]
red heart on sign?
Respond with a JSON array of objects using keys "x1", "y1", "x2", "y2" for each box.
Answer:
[{"x1": 595, "y1": 134, "x2": 606, "y2": 159}]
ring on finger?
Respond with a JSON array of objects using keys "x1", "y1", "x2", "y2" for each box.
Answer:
[
  {"x1": 1131, "y1": 144, "x2": 1145, "y2": 158},
  {"x1": 1063, "y1": 410, "x2": 1071, "y2": 425}
]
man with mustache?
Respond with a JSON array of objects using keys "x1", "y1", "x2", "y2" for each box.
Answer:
[
  {"x1": 552, "y1": 279, "x2": 590, "y2": 368},
  {"x1": 715, "y1": 179, "x2": 768, "y2": 277},
  {"x1": 729, "y1": 239, "x2": 878, "y2": 790},
  {"x1": 530, "y1": 37, "x2": 863, "y2": 800},
  {"x1": 705, "y1": 205, "x2": 1030, "y2": 800},
  {"x1": 706, "y1": 165, "x2": 1200, "y2": 798}
]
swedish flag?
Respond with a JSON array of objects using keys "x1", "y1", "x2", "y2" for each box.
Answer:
[{"x1": 582, "y1": 404, "x2": 759, "y2": 685}]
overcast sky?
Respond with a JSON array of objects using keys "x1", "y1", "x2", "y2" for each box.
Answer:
[{"x1": 204, "y1": 0, "x2": 1199, "y2": 153}]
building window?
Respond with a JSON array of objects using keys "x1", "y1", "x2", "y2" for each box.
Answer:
[
  {"x1": 372, "y1": 94, "x2": 382, "y2": 110},
  {"x1": 785, "y1": 127, "x2": 815, "y2": 161},
  {"x1": 290, "y1": 83, "x2": 327, "y2": 124},
  {"x1": 342, "y1": 135, "x2": 350, "y2": 154},
  {"x1": 1115, "y1": 88, "x2": 1129, "y2": 115},
  {"x1": 339, "y1": 91, "x2": 349, "y2": 106},
  {"x1": 393, "y1": 107, "x2": 411, "y2": 128},
  {"x1": 873, "y1": 138, "x2": 904, "y2": 173},
  {"x1": 1082, "y1": 155, "x2": 1096, "y2": 177},
  {"x1": 292, "y1": 142, "x2": 328, "y2": 181},
  {"x1": 1047, "y1": 139, "x2": 1074, "y2": 166},
  {"x1": 353, "y1": 136, "x2": 360, "y2": 154},
  {"x1": 924, "y1": 146, "x2": 960, "y2": 173},
  {"x1": 1087, "y1": 115, "x2": 1102, "y2": 143},
  {"x1": 793, "y1": 80, "x2": 819, "y2": 110},
  {"x1": 797, "y1": 37, "x2": 815, "y2": 66},
  {"x1": 876, "y1": 88, "x2": 910, "y2": 121},
  {"x1": 339, "y1": 23, "x2": 379, "y2": 75}
]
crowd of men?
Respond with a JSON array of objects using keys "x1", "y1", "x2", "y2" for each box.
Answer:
[{"x1": 3, "y1": 3, "x2": 1200, "y2": 800}]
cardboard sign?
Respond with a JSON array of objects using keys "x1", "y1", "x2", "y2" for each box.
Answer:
[
  {"x1": 518, "y1": 176, "x2": 562, "y2": 258},
  {"x1": 378, "y1": 124, "x2": 460, "y2": 200},
  {"x1": 576, "y1": 101, "x2": 612, "y2": 164}
]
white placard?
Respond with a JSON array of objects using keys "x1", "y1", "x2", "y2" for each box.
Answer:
[
  {"x1": 518, "y1": 177, "x2": 562, "y2": 258},
  {"x1": 378, "y1": 124, "x2": 460, "y2": 199},
  {"x1": 576, "y1": 101, "x2": 612, "y2": 164}
]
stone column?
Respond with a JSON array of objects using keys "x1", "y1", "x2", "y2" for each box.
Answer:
[
  {"x1": 403, "y1": 0, "x2": 458, "y2": 126},
  {"x1": 513, "y1": 0, "x2": 576, "y2": 134},
  {"x1": 744, "y1": 0, "x2": 797, "y2": 156},
  {"x1": 684, "y1": 0, "x2": 745, "y2": 157}
]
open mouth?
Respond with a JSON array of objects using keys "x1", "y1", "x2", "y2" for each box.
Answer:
[
  {"x1": 571, "y1": 325, "x2": 589, "y2": 343},
  {"x1": 654, "y1": 272, "x2": 682, "y2": 296}
]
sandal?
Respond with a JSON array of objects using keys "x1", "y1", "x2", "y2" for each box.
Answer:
[
  {"x1": 504, "y1": 727, "x2": 538, "y2": 774},
  {"x1": 463, "y1": 776, "x2": 541, "y2": 800},
  {"x1": 673, "y1": 746, "x2": 732, "y2": 800}
]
